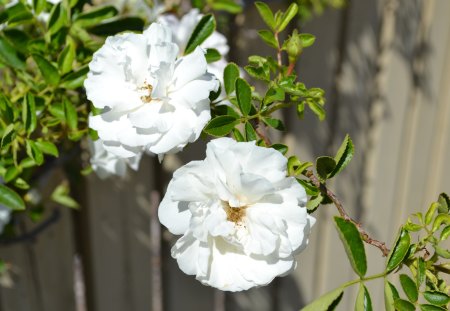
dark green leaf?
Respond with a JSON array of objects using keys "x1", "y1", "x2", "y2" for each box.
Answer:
[
  {"x1": 244, "y1": 65, "x2": 270, "y2": 81},
  {"x1": 328, "y1": 134, "x2": 354, "y2": 178},
  {"x1": 203, "y1": 115, "x2": 239, "y2": 137},
  {"x1": 263, "y1": 86, "x2": 285, "y2": 105},
  {"x1": 232, "y1": 128, "x2": 245, "y2": 142},
  {"x1": 394, "y1": 299, "x2": 415, "y2": 311},
  {"x1": 316, "y1": 156, "x2": 337, "y2": 181},
  {"x1": 276, "y1": 3, "x2": 298, "y2": 32},
  {"x1": 0, "y1": 184, "x2": 25, "y2": 211},
  {"x1": 384, "y1": 280, "x2": 398, "y2": 311},
  {"x1": 258, "y1": 30, "x2": 278, "y2": 48},
  {"x1": 58, "y1": 40, "x2": 76, "y2": 74},
  {"x1": 300, "y1": 33, "x2": 316, "y2": 47},
  {"x1": 35, "y1": 141, "x2": 59, "y2": 157},
  {"x1": 3, "y1": 29, "x2": 30, "y2": 54},
  {"x1": 296, "y1": 178, "x2": 319, "y2": 196},
  {"x1": 423, "y1": 291, "x2": 450, "y2": 306},
  {"x1": 185, "y1": 14, "x2": 215, "y2": 55},
  {"x1": 255, "y1": 2, "x2": 275, "y2": 30},
  {"x1": 64, "y1": 99, "x2": 78, "y2": 130},
  {"x1": 87, "y1": 17, "x2": 145, "y2": 36},
  {"x1": 60, "y1": 65, "x2": 89, "y2": 89},
  {"x1": 205, "y1": 48, "x2": 221, "y2": 63},
  {"x1": 271, "y1": 144, "x2": 288, "y2": 155},
  {"x1": 0, "y1": 94, "x2": 14, "y2": 123},
  {"x1": 0, "y1": 36, "x2": 26, "y2": 70},
  {"x1": 417, "y1": 257, "x2": 425, "y2": 287},
  {"x1": 334, "y1": 217, "x2": 367, "y2": 277},
  {"x1": 0, "y1": 2, "x2": 33, "y2": 24},
  {"x1": 355, "y1": 284, "x2": 373, "y2": 311},
  {"x1": 26, "y1": 140, "x2": 44, "y2": 165},
  {"x1": 1, "y1": 124, "x2": 15, "y2": 148},
  {"x1": 224, "y1": 63, "x2": 240, "y2": 95},
  {"x1": 211, "y1": 0, "x2": 242, "y2": 13},
  {"x1": 300, "y1": 287, "x2": 344, "y2": 311},
  {"x1": 306, "y1": 194, "x2": 323, "y2": 212},
  {"x1": 399, "y1": 274, "x2": 418, "y2": 302},
  {"x1": 22, "y1": 93, "x2": 37, "y2": 136},
  {"x1": 74, "y1": 5, "x2": 118, "y2": 27},
  {"x1": 262, "y1": 117, "x2": 285, "y2": 131},
  {"x1": 245, "y1": 122, "x2": 257, "y2": 141},
  {"x1": 33, "y1": 0, "x2": 46, "y2": 15},
  {"x1": 386, "y1": 227, "x2": 411, "y2": 272},
  {"x1": 419, "y1": 304, "x2": 447, "y2": 311},
  {"x1": 48, "y1": 3, "x2": 69, "y2": 35},
  {"x1": 32, "y1": 54, "x2": 60, "y2": 86},
  {"x1": 235, "y1": 78, "x2": 252, "y2": 116}
]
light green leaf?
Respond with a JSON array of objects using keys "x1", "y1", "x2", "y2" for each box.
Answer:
[
  {"x1": 419, "y1": 304, "x2": 447, "y2": 311},
  {"x1": 4, "y1": 166, "x2": 20, "y2": 183},
  {"x1": 26, "y1": 140, "x2": 44, "y2": 166},
  {"x1": 276, "y1": 3, "x2": 298, "y2": 32},
  {"x1": 224, "y1": 62, "x2": 240, "y2": 95},
  {"x1": 14, "y1": 178, "x2": 29, "y2": 190},
  {"x1": 328, "y1": 134, "x2": 354, "y2": 178},
  {"x1": 255, "y1": 2, "x2": 275, "y2": 30},
  {"x1": 235, "y1": 78, "x2": 252, "y2": 116},
  {"x1": 435, "y1": 246, "x2": 450, "y2": 259},
  {"x1": 386, "y1": 227, "x2": 410, "y2": 272},
  {"x1": 437, "y1": 193, "x2": 449, "y2": 213},
  {"x1": 58, "y1": 39, "x2": 76, "y2": 75},
  {"x1": 64, "y1": 99, "x2": 78, "y2": 130},
  {"x1": 384, "y1": 280, "x2": 397, "y2": 311},
  {"x1": 258, "y1": 30, "x2": 278, "y2": 49},
  {"x1": 232, "y1": 128, "x2": 245, "y2": 142},
  {"x1": 211, "y1": 0, "x2": 242, "y2": 13},
  {"x1": 0, "y1": 184, "x2": 25, "y2": 210},
  {"x1": 185, "y1": 14, "x2": 215, "y2": 55},
  {"x1": 22, "y1": 93, "x2": 37, "y2": 136},
  {"x1": 300, "y1": 33, "x2": 316, "y2": 47},
  {"x1": 32, "y1": 54, "x2": 60, "y2": 86},
  {"x1": 1, "y1": 124, "x2": 15, "y2": 148},
  {"x1": 300, "y1": 287, "x2": 344, "y2": 311},
  {"x1": 296, "y1": 178, "x2": 319, "y2": 196},
  {"x1": 205, "y1": 48, "x2": 221, "y2": 63},
  {"x1": 73, "y1": 5, "x2": 118, "y2": 28},
  {"x1": 60, "y1": 65, "x2": 89, "y2": 89},
  {"x1": 307, "y1": 100, "x2": 326, "y2": 120},
  {"x1": 263, "y1": 86, "x2": 285, "y2": 105},
  {"x1": 440, "y1": 225, "x2": 450, "y2": 241},
  {"x1": 334, "y1": 217, "x2": 367, "y2": 277},
  {"x1": 355, "y1": 284, "x2": 373, "y2": 311},
  {"x1": 33, "y1": 0, "x2": 46, "y2": 14},
  {"x1": 316, "y1": 156, "x2": 336, "y2": 180},
  {"x1": 47, "y1": 2, "x2": 69, "y2": 35},
  {"x1": 203, "y1": 115, "x2": 239, "y2": 137},
  {"x1": 425, "y1": 202, "x2": 439, "y2": 225},
  {"x1": 262, "y1": 117, "x2": 285, "y2": 131},
  {"x1": 399, "y1": 274, "x2": 418, "y2": 302},
  {"x1": 394, "y1": 299, "x2": 415, "y2": 311},
  {"x1": 432, "y1": 214, "x2": 450, "y2": 232},
  {"x1": 245, "y1": 122, "x2": 257, "y2": 141},
  {"x1": 35, "y1": 141, "x2": 59, "y2": 157},
  {"x1": 51, "y1": 183, "x2": 79, "y2": 209}
]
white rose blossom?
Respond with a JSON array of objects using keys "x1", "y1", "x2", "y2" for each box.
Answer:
[
  {"x1": 0, "y1": 205, "x2": 11, "y2": 235},
  {"x1": 85, "y1": 23, "x2": 219, "y2": 159},
  {"x1": 159, "y1": 138, "x2": 316, "y2": 291},
  {"x1": 89, "y1": 139, "x2": 141, "y2": 179}
]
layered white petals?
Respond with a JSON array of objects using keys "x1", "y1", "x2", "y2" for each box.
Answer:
[
  {"x1": 85, "y1": 23, "x2": 218, "y2": 158},
  {"x1": 0, "y1": 204, "x2": 11, "y2": 234},
  {"x1": 89, "y1": 139, "x2": 142, "y2": 179},
  {"x1": 159, "y1": 138, "x2": 315, "y2": 291}
]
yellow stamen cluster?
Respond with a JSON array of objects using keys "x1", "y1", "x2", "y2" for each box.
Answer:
[{"x1": 223, "y1": 201, "x2": 247, "y2": 224}]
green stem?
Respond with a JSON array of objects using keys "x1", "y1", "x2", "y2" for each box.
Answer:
[{"x1": 341, "y1": 271, "x2": 388, "y2": 289}]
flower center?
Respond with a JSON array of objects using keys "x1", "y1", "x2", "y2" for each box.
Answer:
[
  {"x1": 223, "y1": 201, "x2": 247, "y2": 224},
  {"x1": 139, "y1": 81, "x2": 153, "y2": 103}
]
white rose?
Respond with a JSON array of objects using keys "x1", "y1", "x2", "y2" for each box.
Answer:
[
  {"x1": 159, "y1": 138, "x2": 315, "y2": 291},
  {"x1": 85, "y1": 23, "x2": 219, "y2": 159},
  {"x1": 89, "y1": 139, "x2": 141, "y2": 179},
  {"x1": 0, "y1": 205, "x2": 11, "y2": 234}
]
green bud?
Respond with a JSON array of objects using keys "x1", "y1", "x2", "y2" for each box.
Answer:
[{"x1": 286, "y1": 29, "x2": 303, "y2": 63}]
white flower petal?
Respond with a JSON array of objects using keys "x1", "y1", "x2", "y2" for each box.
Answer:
[{"x1": 171, "y1": 47, "x2": 208, "y2": 90}]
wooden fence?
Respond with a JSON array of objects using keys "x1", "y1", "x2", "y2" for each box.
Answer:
[{"x1": 1, "y1": 0, "x2": 450, "y2": 310}]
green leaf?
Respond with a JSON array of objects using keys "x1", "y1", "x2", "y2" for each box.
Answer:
[
  {"x1": 255, "y1": 2, "x2": 275, "y2": 30},
  {"x1": 0, "y1": 94, "x2": 14, "y2": 123},
  {"x1": 399, "y1": 274, "x2": 418, "y2": 302},
  {"x1": 64, "y1": 99, "x2": 78, "y2": 130},
  {"x1": 425, "y1": 202, "x2": 439, "y2": 225},
  {"x1": 296, "y1": 178, "x2": 319, "y2": 196},
  {"x1": 235, "y1": 78, "x2": 252, "y2": 116},
  {"x1": 51, "y1": 183, "x2": 79, "y2": 209},
  {"x1": 394, "y1": 299, "x2": 415, "y2": 311},
  {"x1": 4, "y1": 166, "x2": 20, "y2": 183},
  {"x1": 432, "y1": 214, "x2": 450, "y2": 232},
  {"x1": 300, "y1": 287, "x2": 344, "y2": 311},
  {"x1": 35, "y1": 141, "x2": 59, "y2": 157},
  {"x1": 355, "y1": 284, "x2": 373, "y2": 311},
  {"x1": 328, "y1": 134, "x2": 354, "y2": 178},
  {"x1": 296, "y1": 102, "x2": 305, "y2": 119},
  {"x1": 22, "y1": 93, "x2": 37, "y2": 136},
  {"x1": 203, "y1": 115, "x2": 239, "y2": 137},
  {"x1": 262, "y1": 117, "x2": 285, "y2": 131},
  {"x1": 440, "y1": 225, "x2": 450, "y2": 241},
  {"x1": 0, "y1": 184, "x2": 25, "y2": 210},
  {"x1": 306, "y1": 194, "x2": 323, "y2": 212},
  {"x1": 276, "y1": 3, "x2": 298, "y2": 32},
  {"x1": 32, "y1": 54, "x2": 60, "y2": 86},
  {"x1": 205, "y1": 48, "x2": 221, "y2": 63},
  {"x1": 211, "y1": 0, "x2": 242, "y2": 13},
  {"x1": 33, "y1": 0, "x2": 46, "y2": 15},
  {"x1": 437, "y1": 193, "x2": 449, "y2": 213},
  {"x1": 14, "y1": 178, "x2": 29, "y2": 190},
  {"x1": 3, "y1": 29, "x2": 30, "y2": 54},
  {"x1": 258, "y1": 30, "x2": 278, "y2": 48},
  {"x1": 87, "y1": 17, "x2": 145, "y2": 36},
  {"x1": 384, "y1": 280, "x2": 398, "y2": 311},
  {"x1": 47, "y1": 2, "x2": 69, "y2": 35},
  {"x1": 333, "y1": 217, "x2": 367, "y2": 277},
  {"x1": 74, "y1": 5, "x2": 118, "y2": 28},
  {"x1": 386, "y1": 227, "x2": 411, "y2": 272},
  {"x1": 58, "y1": 39, "x2": 76, "y2": 75},
  {"x1": 26, "y1": 140, "x2": 44, "y2": 166},
  {"x1": 263, "y1": 86, "x2": 285, "y2": 105},
  {"x1": 60, "y1": 65, "x2": 89, "y2": 89},
  {"x1": 0, "y1": 36, "x2": 26, "y2": 70},
  {"x1": 0, "y1": 2, "x2": 33, "y2": 24},
  {"x1": 419, "y1": 304, "x2": 447, "y2": 311},
  {"x1": 1, "y1": 124, "x2": 15, "y2": 148},
  {"x1": 232, "y1": 128, "x2": 245, "y2": 142},
  {"x1": 300, "y1": 33, "x2": 316, "y2": 48},
  {"x1": 307, "y1": 100, "x2": 326, "y2": 120},
  {"x1": 224, "y1": 63, "x2": 240, "y2": 95},
  {"x1": 185, "y1": 14, "x2": 215, "y2": 55},
  {"x1": 434, "y1": 246, "x2": 450, "y2": 259},
  {"x1": 245, "y1": 122, "x2": 257, "y2": 141},
  {"x1": 270, "y1": 143, "x2": 288, "y2": 155},
  {"x1": 316, "y1": 156, "x2": 337, "y2": 180},
  {"x1": 417, "y1": 257, "x2": 426, "y2": 287},
  {"x1": 244, "y1": 64, "x2": 270, "y2": 81}
]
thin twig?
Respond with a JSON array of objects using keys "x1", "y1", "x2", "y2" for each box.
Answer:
[
  {"x1": 150, "y1": 190, "x2": 163, "y2": 311},
  {"x1": 305, "y1": 170, "x2": 390, "y2": 257}
]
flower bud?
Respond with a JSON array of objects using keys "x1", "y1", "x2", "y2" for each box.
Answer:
[{"x1": 286, "y1": 29, "x2": 303, "y2": 63}]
